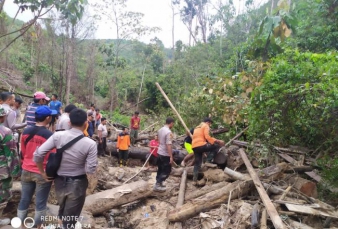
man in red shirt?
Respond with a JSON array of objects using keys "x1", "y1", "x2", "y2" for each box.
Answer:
[
  {"x1": 146, "y1": 135, "x2": 159, "y2": 170},
  {"x1": 17, "y1": 106, "x2": 57, "y2": 228},
  {"x1": 130, "y1": 111, "x2": 140, "y2": 145}
]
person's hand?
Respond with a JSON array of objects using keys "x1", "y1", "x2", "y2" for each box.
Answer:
[
  {"x1": 170, "y1": 156, "x2": 174, "y2": 165},
  {"x1": 117, "y1": 149, "x2": 119, "y2": 152},
  {"x1": 41, "y1": 172, "x2": 53, "y2": 182},
  {"x1": 99, "y1": 139, "x2": 102, "y2": 143}
]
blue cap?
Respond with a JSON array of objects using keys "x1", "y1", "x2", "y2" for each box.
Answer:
[{"x1": 35, "y1": 105, "x2": 57, "y2": 117}]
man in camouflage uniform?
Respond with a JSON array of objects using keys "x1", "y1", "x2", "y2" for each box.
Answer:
[{"x1": 0, "y1": 105, "x2": 21, "y2": 226}]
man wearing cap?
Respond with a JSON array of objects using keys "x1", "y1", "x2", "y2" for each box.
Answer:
[
  {"x1": 17, "y1": 106, "x2": 56, "y2": 228},
  {"x1": 25, "y1": 91, "x2": 50, "y2": 127},
  {"x1": 0, "y1": 105, "x2": 20, "y2": 226},
  {"x1": 192, "y1": 118, "x2": 225, "y2": 185},
  {"x1": 35, "y1": 108, "x2": 97, "y2": 229}
]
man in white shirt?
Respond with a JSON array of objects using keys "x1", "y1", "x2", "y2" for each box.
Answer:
[
  {"x1": 56, "y1": 104, "x2": 77, "y2": 131},
  {"x1": 97, "y1": 117, "x2": 108, "y2": 157}
]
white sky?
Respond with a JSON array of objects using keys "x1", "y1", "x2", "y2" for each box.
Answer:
[{"x1": 3, "y1": 0, "x2": 267, "y2": 48}]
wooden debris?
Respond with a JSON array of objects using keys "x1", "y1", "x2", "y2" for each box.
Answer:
[
  {"x1": 168, "y1": 180, "x2": 252, "y2": 222},
  {"x1": 174, "y1": 170, "x2": 187, "y2": 229},
  {"x1": 84, "y1": 180, "x2": 152, "y2": 215},
  {"x1": 278, "y1": 153, "x2": 298, "y2": 165},
  {"x1": 238, "y1": 149, "x2": 286, "y2": 229},
  {"x1": 260, "y1": 208, "x2": 267, "y2": 229},
  {"x1": 286, "y1": 176, "x2": 318, "y2": 198},
  {"x1": 285, "y1": 203, "x2": 338, "y2": 219},
  {"x1": 251, "y1": 203, "x2": 260, "y2": 228},
  {"x1": 305, "y1": 171, "x2": 321, "y2": 182},
  {"x1": 224, "y1": 167, "x2": 250, "y2": 181},
  {"x1": 279, "y1": 186, "x2": 292, "y2": 201},
  {"x1": 286, "y1": 219, "x2": 315, "y2": 229}
]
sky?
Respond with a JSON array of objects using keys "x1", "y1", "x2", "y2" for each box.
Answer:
[{"x1": 3, "y1": 0, "x2": 266, "y2": 48}]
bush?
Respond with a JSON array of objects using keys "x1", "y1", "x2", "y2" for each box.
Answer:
[{"x1": 248, "y1": 50, "x2": 338, "y2": 150}]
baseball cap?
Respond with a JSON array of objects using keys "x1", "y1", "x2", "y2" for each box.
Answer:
[
  {"x1": 0, "y1": 105, "x2": 9, "y2": 116},
  {"x1": 203, "y1": 117, "x2": 213, "y2": 123},
  {"x1": 34, "y1": 91, "x2": 50, "y2": 101},
  {"x1": 87, "y1": 111, "x2": 93, "y2": 116},
  {"x1": 35, "y1": 105, "x2": 57, "y2": 117}
]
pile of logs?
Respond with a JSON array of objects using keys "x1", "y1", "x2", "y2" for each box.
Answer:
[{"x1": 5, "y1": 140, "x2": 338, "y2": 229}]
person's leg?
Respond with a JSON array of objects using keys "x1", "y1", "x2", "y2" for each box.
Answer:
[
  {"x1": 192, "y1": 146, "x2": 204, "y2": 182},
  {"x1": 155, "y1": 156, "x2": 164, "y2": 186},
  {"x1": 0, "y1": 177, "x2": 12, "y2": 226},
  {"x1": 160, "y1": 156, "x2": 171, "y2": 187},
  {"x1": 61, "y1": 178, "x2": 88, "y2": 228},
  {"x1": 118, "y1": 150, "x2": 123, "y2": 167},
  {"x1": 122, "y1": 150, "x2": 129, "y2": 166},
  {"x1": 134, "y1": 130, "x2": 138, "y2": 141},
  {"x1": 102, "y1": 137, "x2": 107, "y2": 156},
  {"x1": 33, "y1": 173, "x2": 52, "y2": 227},
  {"x1": 17, "y1": 171, "x2": 36, "y2": 222},
  {"x1": 97, "y1": 141, "x2": 103, "y2": 157},
  {"x1": 205, "y1": 144, "x2": 220, "y2": 163},
  {"x1": 54, "y1": 177, "x2": 68, "y2": 225}
]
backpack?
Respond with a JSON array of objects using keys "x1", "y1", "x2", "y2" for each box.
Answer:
[{"x1": 45, "y1": 135, "x2": 84, "y2": 179}]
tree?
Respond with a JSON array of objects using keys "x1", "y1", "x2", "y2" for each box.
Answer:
[
  {"x1": 0, "y1": 0, "x2": 87, "y2": 54},
  {"x1": 93, "y1": 0, "x2": 159, "y2": 112}
]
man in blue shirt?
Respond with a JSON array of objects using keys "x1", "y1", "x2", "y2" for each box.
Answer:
[{"x1": 49, "y1": 94, "x2": 62, "y2": 132}]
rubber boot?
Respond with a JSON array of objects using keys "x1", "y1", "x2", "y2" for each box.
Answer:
[
  {"x1": 0, "y1": 202, "x2": 10, "y2": 226},
  {"x1": 192, "y1": 172, "x2": 198, "y2": 186}
]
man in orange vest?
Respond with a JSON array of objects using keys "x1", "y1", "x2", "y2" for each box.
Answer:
[{"x1": 117, "y1": 127, "x2": 131, "y2": 167}]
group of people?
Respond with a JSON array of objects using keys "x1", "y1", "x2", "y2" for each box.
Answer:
[
  {"x1": 149, "y1": 117, "x2": 225, "y2": 192},
  {"x1": 0, "y1": 89, "x2": 225, "y2": 227},
  {"x1": 0, "y1": 91, "x2": 101, "y2": 228}
]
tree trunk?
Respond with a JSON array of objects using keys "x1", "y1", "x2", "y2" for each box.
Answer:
[
  {"x1": 168, "y1": 180, "x2": 252, "y2": 222},
  {"x1": 65, "y1": 24, "x2": 75, "y2": 104},
  {"x1": 106, "y1": 142, "x2": 186, "y2": 162},
  {"x1": 169, "y1": 181, "x2": 228, "y2": 204},
  {"x1": 136, "y1": 65, "x2": 146, "y2": 110},
  {"x1": 84, "y1": 180, "x2": 152, "y2": 216},
  {"x1": 286, "y1": 176, "x2": 318, "y2": 198}
]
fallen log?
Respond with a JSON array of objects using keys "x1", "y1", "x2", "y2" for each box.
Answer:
[
  {"x1": 184, "y1": 181, "x2": 228, "y2": 202},
  {"x1": 285, "y1": 166, "x2": 314, "y2": 173},
  {"x1": 238, "y1": 149, "x2": 286, "y2": 229},
  {"x1": 106, "y1": 142, "x2": 186, "y2": 162},
  {"x1": 233, "y1": 140, "x2": 308, "y2": 154},
  {"x1": 84, "y1": 180, "x2": 152, "y2": 216},
  {"x1": 224, "y1": 167, "x2": 250, "y2": 181},
  {"x1": 168, "y1": 180, "x2": 253, "y2": 222},
  {"x1": 284, "y1": 203, "x2": 338, "y2": 219},
  {"x1": 286, "y1": 176, "x2": 318, "y2": 198},
  {"x1": 211, "y1": 127, "x2": 229, "y2": 135},
  {"x1": 203, "y1": 169, "x2": 232, "y2": 183},
  {"x1": 174, "y1": 170, "x2": 187, "y2": 229}
]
